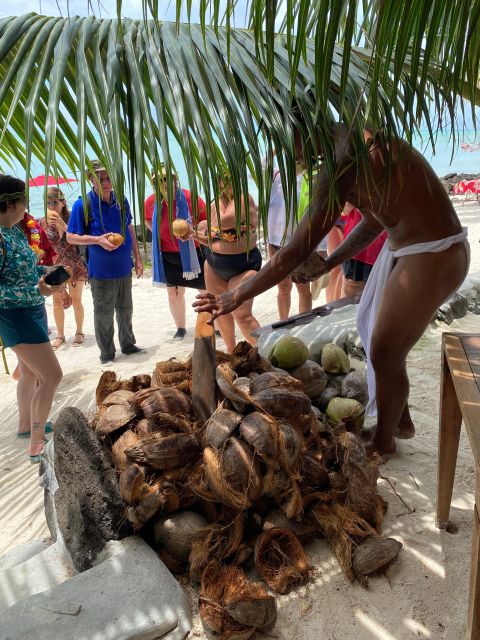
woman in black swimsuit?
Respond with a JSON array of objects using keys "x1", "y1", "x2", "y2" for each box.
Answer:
[{"x1": 195, "y1": 176, "x2": 261, "y2": 353}]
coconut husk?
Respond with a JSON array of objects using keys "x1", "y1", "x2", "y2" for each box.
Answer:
[
  {"x1": 125, "y1": 482, "x2": 166, "y2": 529},
  {"x1": 344, "y1": 457, "x2": 380, "y2": 525},
  {"x1": 337, "y1": 430, "x2": 367, "y2": 464},
  {"x1": 352, "y1": 537, "x2": 402, "y2": 583},
  {"x1": 126, "y1": 432, "x2": 201, "y2": 470},
  {"x1": 280, "y1": 479, "x2": 303, "y2": 520},
  {"x1": 102, "y1": 389, "x2": 136, "y2": 407},
  {"x1": 139, "y1": 387, "x2": 192, "y2": 417},
  {"x1": 190, "y1": 514, "x2": 245, "y2": 575},
  {"x1": 96, "y1": 403, "x2": 137, "y2": 434},
  {"x1": 111, "y1": 429, "x2": 140, "y2": 471},
  {"x1": 155, "y1": 359, "x2": 188, "y2": 375},
  {"x1": 96, "y1": 371, "x2": 119, "y2": 406},
  {"x1": 250, "y1": 370, "x2": 303, "y2": 395},
  {"x1": 203, "y1": 440, "x2": 262, "y2": 511},
  {"x1": 157, "y1": 549, "x2": 186, "y2": 574},
  {"x1": 134, "y1": 417, "x2": 165, "y2": 438},
  {"x1": 118, "y1": 374, "x2": 152, "y2": 392},
  {"x1": 252, "y1": 388, "x2": 311, "y2": 426},
  {"x1": 255, "y1": 528, "x2": 309, "y2": 594},
  {"x1": 310, "y1": 502, "x2": 377, "y2": 580},
  {"x1": 263, "y1": 509, "x2": 317, "y2": 543},
  {"x1": 154, "y1": 411, "x2": 196, "y2": 434},
  {"x1": 216, "y1": 363, "x2": 253, "y2": 412},
  {"x1": 119, "y1": 464, "x2": 146, "y2": 504},
  {"x1": 199, "y1": 559, "x2": 276, "y2": 638},
  {"x1": 300, "y1": 451, "x2": 331, "y2": 491},
  {"x1": 204, "y1": 407, "x2": 243, "y2": 448}
]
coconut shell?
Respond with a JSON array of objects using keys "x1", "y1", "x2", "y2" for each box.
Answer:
[
  {"x1": 338, "y1": 431, "x2": 366, "y2": 464},
  {"x1": 106, "y1": 232, "x2": 124, "y2": 246},
  {"x1": 125, "y1": 483, "x2": 165, "y2": 529},
  {"x1": 204, "y1": 439, "x2": 262, "y2": 510},
  {"x1": 139, "y1": 387, "x2": 192, "y2": 417},
  {"x1": 125, "y1": 432, "x2": 200, "y2": 470},
  {"x1": 252, "y1": 388, "x2": 311, "y2": 421},
  {"x1": 250, "y1": 370, "x2": 303, "y2": 395},
  {"x1": 216, "y1": 363, "x2": 252, "y2": 411},
  {"x1": 290, "y1": 360, "x2": 327, "y2": 398},
  {"x1": 102, "y1": 389, "x2": 136, "y2": 406},
  {"x1": 172, "y1": 218, "x2": 189, "y2": 238},
  {"x1": 96, "y1": 371, "x2": 119, "y2": 406},
  {"x1": 314, "y1": 385, "x2": 340, "y2": 409},
  {"x1": 153, "y1": 511, "x2": 208, "y2": 561},
  {"x1": 255, "y1": 528, "x2": 309, "y2": 594},
  {"x1": 96, "y1": 403, "x2": 137, "y2": 434},
  {"x1": 204, "y1": 408, "x2": 243, "y2": 448},
  {"x1": 111, "y1": 429, "x2": 140, "y2": 471},
  {"x1": 326, "y1": 397, "x2": 365, "y2": 433},
  {"x1": 321, "y1": 343, "x2": 350, "y2": 374},
  {"x1": 341, "y1": 370, "x2": 368, "y2": 406},
  {"x1": 239, "y1": 412, "x2": 278, "y2": 460},
  {"x1": 352, "y1": 537, "x2": 402, "y2": 577},
  {"x1": 119, "y1": 464, "x2": 145, "y2": 504}
]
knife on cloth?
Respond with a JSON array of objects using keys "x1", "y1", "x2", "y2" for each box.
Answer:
[{"x1": 253, "y1": 293, "x2": 361, "y2": 336}]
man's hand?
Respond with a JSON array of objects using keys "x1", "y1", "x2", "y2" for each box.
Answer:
[
  {"x1": 37, "y1": 275, "x2": 67, "y2": 297},
  {"x1": 97, "y1": 234, "x2": 118, "y2": 251},
  {"x1": 135, "y1": 258, "x2": 144, "y2": 278},
  {"x1": 291, "y1": 252, "x2": 329, "y2": 284},
  {"x1": 193, "y1": 290, "x2": 240, "y2": 322}
]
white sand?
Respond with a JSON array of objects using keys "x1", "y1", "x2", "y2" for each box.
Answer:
[{"x1": 0, "y1": 199, "x2": 479, "y2": 639}]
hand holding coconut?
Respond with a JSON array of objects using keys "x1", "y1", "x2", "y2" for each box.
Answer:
[
  {"x1": 291, "y1": 251, "x2": 329, "y2": 284},
  {"x1": 97, "y1": 233, "x2": 119, "y2": 251}
]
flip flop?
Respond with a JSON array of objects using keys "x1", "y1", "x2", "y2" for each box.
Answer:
[
  {"x1": 29, "y1": 439, "x2": 47, "y2": 464},
  {"x1": 16, "y1": 422, "x2": 54, "y2": 439},
  {"x1": 73, "y1": 332, "x2": 85, "y2": 346}
]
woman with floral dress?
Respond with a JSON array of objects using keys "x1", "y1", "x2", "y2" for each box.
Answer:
[
  {"x1": 40, "y1": 187, "x2": 88, "y2": 349},
  {"x1": 0, "y1": 175, "x2": 64, "y2": 462}
]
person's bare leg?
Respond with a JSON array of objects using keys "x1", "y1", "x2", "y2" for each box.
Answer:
[
  {"x1": 16, "y1": 358, "x2": 36, "y2": 435},
  {"x1": 395, "y1": 404, "x2": 415, "y2": 439},
  {"x1": 269, "y1": 244, "x2": 293, "y2": 320},
  {"x1": 12, "y1": 343, "x2": 63, "y2": 457},
  {"x1": 167, "y1": 286, "x2": 186, "y2": 329},
  {"x1": 295, "y1": 282, "x2": 312, "y2": 314},
  {"x1": 326, "y1": 227, "x2": 343, "y2": 303},
  {"x1": 230, "y1": 270, "x2": 261, "y2": 345},
  {"x1": 52, "y1": 291, "x2": 66, "y2": 342},
  {"x1": 341, "y1": 277, "x2": 366, "y2": 298},
  {"x1": 69, "y1": 281, "x2": 85, "y2": 335},
  {"x1": 366, "y1": 243, "x2": 469, "y2": 458},
  {"x1": 204, "y1": 262, "x2": 236, "y2": 352}
]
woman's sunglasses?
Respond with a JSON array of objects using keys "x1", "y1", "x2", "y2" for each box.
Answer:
[{"x1": 47, "y1": 199, "x2": 65, "y2": 206}]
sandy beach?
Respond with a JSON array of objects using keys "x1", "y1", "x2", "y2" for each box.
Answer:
[{"x1": 0, "y1": 198, "x2": 479, "y2": 639}]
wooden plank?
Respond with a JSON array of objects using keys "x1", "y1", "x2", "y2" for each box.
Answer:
[
  {"x1": 436, "y1": 335, "x2": 463, "y2": 528},
  {"x1": 461, "y1": 336, "x2": 480, "y2": 393},
  {"x1": 191, "y1": 312, "x2": 217, "y2": 426},
  {"x1": 466, "y1": 505, "x2": 480, "y2": 640},
  {"x1": 445, "y1": 335, "x2": 480, "y2": 466}
]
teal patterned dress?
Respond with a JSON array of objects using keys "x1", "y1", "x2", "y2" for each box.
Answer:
[{"x1": 0, "y1": 225, "x2": 48, "y2": 347}]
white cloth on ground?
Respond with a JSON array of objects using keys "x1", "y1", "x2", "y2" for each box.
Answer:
[{"x1": 357, "y1": 227, "x2": 470, "y2": 416}]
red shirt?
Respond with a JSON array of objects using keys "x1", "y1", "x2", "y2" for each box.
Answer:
[
  {"x1": 144, "y1": 189, "x2": 207, "y2": 253},
  {"x1": 342, "y1": 207, "x2": 387, "y2": 265}
]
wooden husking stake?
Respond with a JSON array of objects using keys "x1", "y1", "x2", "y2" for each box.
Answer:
[{"x1": 191, "y1": 311, "x2": 217, "y2": 424}]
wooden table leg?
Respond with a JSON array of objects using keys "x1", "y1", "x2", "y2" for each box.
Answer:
[
  {"x1": 436, "y1": 346, "x2": 463, "y2": 529},
  {"x1": 466, "y1": 504, "x2": 480, "y2": 639}
]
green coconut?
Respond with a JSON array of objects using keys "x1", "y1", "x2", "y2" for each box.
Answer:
[
  {"x1": 326, "y1": 397, "x2": 365, "y2": 432},
  {"x1": 321, "y1": 343, "x2": 350, "y2": 375},
  {"x1": 268, "y1": 336, "x2": 309, "y2": 370}
]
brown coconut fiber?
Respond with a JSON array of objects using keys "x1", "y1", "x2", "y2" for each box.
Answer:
[
  {"x1": 255, "y1": 528, "x2": 309, "y2": 594},
  {"x1": 190, "y1": 513, "x2": 244, "y2": 575}
]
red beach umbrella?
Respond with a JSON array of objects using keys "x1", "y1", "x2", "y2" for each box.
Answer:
[{"x1": 28, "y1": 175, "x2": 78, "y2": 187}]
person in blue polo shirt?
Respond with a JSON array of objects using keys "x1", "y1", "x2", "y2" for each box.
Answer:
[{"x1": 66, "y1": 160, "x2": 145, "y2": 364}]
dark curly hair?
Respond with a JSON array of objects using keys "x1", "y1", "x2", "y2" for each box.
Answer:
[{"x1": 0, "y1": 175, "x2": 26, "y2": 213}]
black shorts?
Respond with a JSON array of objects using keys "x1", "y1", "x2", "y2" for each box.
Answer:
[
  {"x1": 342, "y1": 259, "x2": 373, "y2": 282},
  {"x1": 162, "y1": 249, "x2": 206, "y2": 289},
  {"x1": 204, "y1": 246, "x2": 262, "y2": 281}
]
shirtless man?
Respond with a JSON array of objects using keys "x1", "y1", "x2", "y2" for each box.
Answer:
[{"x1": 193, "y1": 129, "x2": 469, "y2": 458}]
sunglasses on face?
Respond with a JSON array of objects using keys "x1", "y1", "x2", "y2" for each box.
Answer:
[{"x1": 47, "y1": 199, "x2": 65, "y2": 206}]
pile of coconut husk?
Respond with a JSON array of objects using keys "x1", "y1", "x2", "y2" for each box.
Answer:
[{"x1": 92, "y1": 339, "x2": 401, "y2": 639}]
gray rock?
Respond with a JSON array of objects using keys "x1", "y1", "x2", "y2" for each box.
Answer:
[
  {"x1": 437, "y1": 304, "x2": 454, "y2": 325},
  {"x1": 54, "y1": 407, "x2": 131, "y2": 572},
  {"x1": 39, "y1": 439, "x2": 58, "y2": 541},
  {"x1": 1, "y1": 537, "x2": 192, "y2": 640},
  {"x1": 449, "y1": 293, "x2": 469, "y2": 319}
]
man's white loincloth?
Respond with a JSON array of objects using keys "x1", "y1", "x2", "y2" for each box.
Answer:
[{"x1": 356, "y1": 228, "x2": 470, "y2": 416}]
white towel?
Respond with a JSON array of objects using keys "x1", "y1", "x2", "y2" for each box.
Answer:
[{"x1": 357, "y1": 227, "x2": 470, "y2": 416}]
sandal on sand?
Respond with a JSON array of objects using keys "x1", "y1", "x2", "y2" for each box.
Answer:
[
  {"x1": 73, "y1": 332, "x2": 85, "y2": 346},
  {"x1": 29, "y1": 439, "x2": 47, "y2": 464},
  {"x1": 51, "y1": 336, "x2": 66, "y2": 351}
]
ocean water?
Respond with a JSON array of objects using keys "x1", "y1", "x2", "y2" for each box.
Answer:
[{"x1": 9, "y1": 130, "x2": 480, "y2": 220}]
